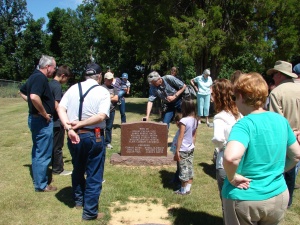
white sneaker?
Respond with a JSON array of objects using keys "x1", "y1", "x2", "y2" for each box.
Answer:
[
  {"x1": 207, "y1": 122, "x2": 214, "y2": 128},
  {"x1": 106, "y1": 144, "x2": 113, "y2": 149},
  {"x1": 59, "y1": 170, "x2": 72, "y2": 176}
]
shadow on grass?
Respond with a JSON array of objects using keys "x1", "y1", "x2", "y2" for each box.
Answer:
[
  {"x1": 113, "y1": 124, "x2": 121, "y2": 129},
  {"x1": 159, "y1": 170, "x2": 178, "y2": 190},
  {"x1": 198, "y1": 162, "x2": 216, "y2": 180},
  {"x1": 169, "y1": 207, "x2": 223, "y2": 225},
  {"x1": 55, "y1": 186, "x2": 75, "y2": 208},
  {"x1": 64, "y1": 159, "x2": 72, "y2": 164}
]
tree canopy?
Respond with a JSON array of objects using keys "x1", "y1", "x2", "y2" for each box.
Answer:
[{"x1": 1, "y1": 0, "x2": 299, "y2": 96}]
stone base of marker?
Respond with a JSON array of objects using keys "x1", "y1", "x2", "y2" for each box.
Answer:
[{"x1": 110, "y1": 153, "x2": 176, "y2": 166}]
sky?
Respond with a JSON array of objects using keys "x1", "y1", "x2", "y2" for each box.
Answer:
[{"x1": 26, "y1": 0, "x2": 83, "y2": 25}]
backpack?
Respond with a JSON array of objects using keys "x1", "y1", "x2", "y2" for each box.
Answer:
[
  {"x1": 183, "y1": 84, "x2": 197, "y2": 100},
  {"x1": 163, "y1": 75, "x2": 197, "y2": 100}
]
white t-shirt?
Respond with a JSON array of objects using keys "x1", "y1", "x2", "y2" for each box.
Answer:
[
  {"x1": 179, "y1": 116, "x2": 198, "y2": 152},
  {"x1": 59, "y1": 79, "x2": 111, "y2": 129},
  {"x1": 212, "y1": 110, "x2": 242, "y2": 169}
]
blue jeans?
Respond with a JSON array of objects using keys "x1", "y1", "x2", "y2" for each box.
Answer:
[
  {"x1": 118, "y1": 90, "x2": 126, "y2": 101},
  {"x1": 28, "y1": 114, "x2": 53, "y2": 191},
  {"x1": 119, "y1": 98, "x2": 126, "y2": 123},
  {"x1": 105, "y1": 110, "x2": 115, "y2": 145},
  {"x1": 162, "y1": 98, "x2": 182, "y2": 128},
  {"x1": 296, "y1": 161, "x2": 300, "y2": 176},
  {"x1": 196, "y1": 94, "x2": 211, "y2": 117},
  {"x1": 68, "y1": 132, "x2": 106, "y2": 220}
]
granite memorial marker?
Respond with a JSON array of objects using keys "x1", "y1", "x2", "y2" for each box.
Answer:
[
  {"x1": 110, "y1": 121, "x2": 174, "y2": 166},
  {"x1": 121, "y1": 122, "x2": 168, "y2": 156}
]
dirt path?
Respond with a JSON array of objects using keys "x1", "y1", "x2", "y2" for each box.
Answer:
[{"x1": 108, "y1": 197, "x2": 178, "y2": 225}]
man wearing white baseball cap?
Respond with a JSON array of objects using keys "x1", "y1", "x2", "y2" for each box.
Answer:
[{"x1": 267, "y1": 60, "x2": 300, "y2": 208}]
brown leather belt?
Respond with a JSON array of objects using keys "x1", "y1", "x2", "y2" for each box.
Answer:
[{"x1": 77, "y1": 128, "x2": 104, "y2": 136}]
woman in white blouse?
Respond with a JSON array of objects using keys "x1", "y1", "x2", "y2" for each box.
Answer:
[{"x1": 211, "y1": 79, "x2": 242, "y2": 224}]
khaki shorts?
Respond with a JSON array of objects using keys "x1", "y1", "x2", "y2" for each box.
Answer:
[{"x1": 223, "y1": 189, "x2": 289, "y2": 225}]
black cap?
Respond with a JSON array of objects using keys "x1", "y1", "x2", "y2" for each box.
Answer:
[{"x1": 85, "y1": 63, "x2": 102, "y2": 76}]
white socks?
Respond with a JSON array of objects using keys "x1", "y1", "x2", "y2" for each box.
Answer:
[
  {"x1": 180, "y1": 186, "x2": 186, "y2": 194},
  {"x1": 185, "y1": 183, "x2": 192, "y2": 192}
]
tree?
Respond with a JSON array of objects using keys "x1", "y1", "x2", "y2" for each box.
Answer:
[
  {"x1": 15, "y1": 18, "x2": 46, "y2": 80},
  {"x1": 0, "y1": 0, "x2": 31, "y2": 80}
]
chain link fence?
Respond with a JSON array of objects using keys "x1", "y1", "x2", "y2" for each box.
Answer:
[{"x1": 0, "y1": 79, "x2": 22, "y2": 98}]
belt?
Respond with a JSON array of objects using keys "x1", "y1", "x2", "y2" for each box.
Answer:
[
  {"x1": 31, "y1": 113, "x2": 52, "y2": 118},
  {"x1": 77, "y1": 128, "x2": 104, "y2": 136}
]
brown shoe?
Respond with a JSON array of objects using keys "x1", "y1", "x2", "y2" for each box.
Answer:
[
  {"x1": 43, "y1": 185, "x2": 57, "y2": 192},
  {"x1": 82, "y1": 213, "x2": 104, "y2": 221}
]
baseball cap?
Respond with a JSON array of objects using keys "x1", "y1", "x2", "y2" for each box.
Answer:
[
  {"x1": 104, "y1": 72, "x2": 114, "y2": 79},
  {"x1": 122, "y1": 73, "x2": 128, "y2": 79},
  {"x1": 293, "y1": 63, "x2": 300, "y2": 76},
  {"x1": 85, "y1": 63, "x2": 102, "y2": 76}
]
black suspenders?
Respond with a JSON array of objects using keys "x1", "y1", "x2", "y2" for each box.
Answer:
[{"x1": 78, "y1": 82, "x2": 99, "y2": 121}]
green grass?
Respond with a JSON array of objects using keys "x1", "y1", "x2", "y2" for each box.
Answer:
[
  {"x1": 0, "y1": 85, "x2": 21, "y2": 98},
  {"x1": 0, "y1": 98, "x2": 299, "y2": 225}
]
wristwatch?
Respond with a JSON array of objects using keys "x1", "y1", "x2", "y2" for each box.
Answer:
[{"x1": 66, "y1": 127, "x2": 73, "y2": 132}]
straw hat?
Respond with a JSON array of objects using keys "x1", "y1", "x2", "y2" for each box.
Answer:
[{"x1": 266, "y1": 60, "x2": 297, "y2": 78}]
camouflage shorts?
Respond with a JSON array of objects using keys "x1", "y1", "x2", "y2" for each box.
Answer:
[{"x1": 178, "y1": 149, "x2": 194, "y2": 182}]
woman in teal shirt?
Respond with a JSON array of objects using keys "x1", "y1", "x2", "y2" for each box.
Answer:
[
  {"x1": 222, "y1": 73, "x2": 300, "y2": 225},
  {"x1": 190, "y1": 68, "x2": 212, "y2": 125}
]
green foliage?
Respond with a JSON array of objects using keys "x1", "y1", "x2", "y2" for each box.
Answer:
[
  {"x1": 0, "y1": 0, "x2": 31, "y2": 80},
  {"x1": 218, "y1": 53, "x2": 265, "y2": 79},
  {"x1": 15, "y1": 18, "x2": 46, "y2": 79},
  {"x1": 1, "y1": 0, "x2": 300, "y2": 90}
]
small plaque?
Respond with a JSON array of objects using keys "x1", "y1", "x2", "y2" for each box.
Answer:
[{"x1": 121, "y1": 122, "x2": 168, "y2": 156}]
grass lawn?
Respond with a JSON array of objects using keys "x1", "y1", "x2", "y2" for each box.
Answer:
[{"x1": 0, "y1": 98, "x2": 299, "y2": 225}]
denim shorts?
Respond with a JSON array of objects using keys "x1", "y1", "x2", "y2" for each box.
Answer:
[{"x1": 178, "y1": 150, "x2": 194, "y2": 182}]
